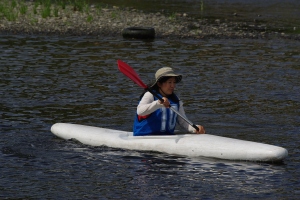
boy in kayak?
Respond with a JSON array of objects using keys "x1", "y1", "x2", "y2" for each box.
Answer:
[{"x1": 133, "y1": 67, "x2": 205, "y2": 136}]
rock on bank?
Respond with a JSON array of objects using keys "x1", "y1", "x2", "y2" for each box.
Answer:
[{"x1": 0, "y1": 1, "x2": 298, "y2": 39}]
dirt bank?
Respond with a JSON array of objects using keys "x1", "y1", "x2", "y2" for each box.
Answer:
[{"x1": 0, "y1": 1, "x2": 299, "y2": 40}]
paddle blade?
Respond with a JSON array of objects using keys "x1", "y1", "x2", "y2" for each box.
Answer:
[{"x1": 117, "y1": 60, "x2": 148, "y2": 89}]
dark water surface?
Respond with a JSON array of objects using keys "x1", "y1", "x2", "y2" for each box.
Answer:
[{"x1": 0, "y1": 34, "x2": 299, "y2": 199}]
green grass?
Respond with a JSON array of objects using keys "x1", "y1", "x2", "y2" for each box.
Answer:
[
  {"x1": 73, "y1": 0, "x2": 89, "y2": 12},
  {"x1": 0, "y1": 3, "x2": 5, "y2": 14},
  {"x1": 11, "y1": 0, "x2": 17, "y2": 9},
  {"x1": 87, "y1": 14, "x2": 93, "y2": 22},
  {"x1": 200, "y1": 0, "x2": 204, "y2": 18},
  {"x1": 54, "y1": 5, "x2": 59, "y2": 17},
  {"x1": 200, "y1": 1, "x2": 204, "y2": 12},
  {"x1": 33, "y1": 1, "x2": 39, "y2": 14},
  {"x1": 41, "y1": 7, "x2": 51, "y2": 18},
  {"x1": 3, "y1": 8, "x2": 18, "y2": 21},
  {"x1": 0, "y1": 0, "x2": 111, "y2": 23},
  {"x1": 19, "y1": 1, "x2": 28, "y2": 15},
  {"x1": 40, "y1": 0, "x2": 52, "y2": 18},
  {"x1": 111, "y1": 10, "x2": 119, "y2": 19},
  {"x1": 0, "y1": 0, "x2": 18, "y2": 21},
  {"x1": 168, "y1": 12, "x2": 176, "y2": 20},
  {"x1": 41, "y1": 0, "x2": 52, "y2": 8},
  {"x1": 56, "y1": 0, "x2": 66, "y2": 10}
]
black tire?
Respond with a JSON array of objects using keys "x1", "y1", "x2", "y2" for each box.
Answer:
[{"x1": 122, "y1": 27, "x2": 155, "y2": 39}]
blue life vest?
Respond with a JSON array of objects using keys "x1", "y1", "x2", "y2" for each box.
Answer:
[{"x1": 133, "y1": 92, "x2": 180, "y2": 136}]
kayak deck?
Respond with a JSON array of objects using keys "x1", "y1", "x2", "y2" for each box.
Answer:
[{"x1": 51, "y1": 123, "x2": 288, "y2": 162}]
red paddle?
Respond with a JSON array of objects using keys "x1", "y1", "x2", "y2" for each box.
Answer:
[{"x1": 117, "y1": 60, "x2": 199, "y2": 131}]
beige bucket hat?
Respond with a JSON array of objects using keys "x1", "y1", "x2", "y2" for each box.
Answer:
[{"x1": 151, "y1": 67, "x2": 182, "y2": 87}]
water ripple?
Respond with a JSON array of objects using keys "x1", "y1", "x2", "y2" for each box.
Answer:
[{"x1": 0, "y1": 35, "x2": 299, "y2": 199}]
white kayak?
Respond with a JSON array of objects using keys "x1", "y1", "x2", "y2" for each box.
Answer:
[{"x1": 51, "y1": 123, "x2": 288, "y2": 162}]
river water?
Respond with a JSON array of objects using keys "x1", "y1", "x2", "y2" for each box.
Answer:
[{"x1": 1, "y1": 34, "x2": 299, "y2": 199}]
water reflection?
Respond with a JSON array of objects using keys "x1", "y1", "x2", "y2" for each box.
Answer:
[{"x1": 82, "y1": 146, "x2": 288, "y2": 198}]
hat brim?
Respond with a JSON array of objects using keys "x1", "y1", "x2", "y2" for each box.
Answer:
[{"x1": 150, "y1": 75, "x2": 182, "y2": 88}]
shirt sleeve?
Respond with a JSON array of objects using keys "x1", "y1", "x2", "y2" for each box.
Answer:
[
  {"x1": 177, "y1": 101, "x2": 197, "y2": 133},
  {"x1": 137, "y1": 91, "x2": 164, "y2": 116}
]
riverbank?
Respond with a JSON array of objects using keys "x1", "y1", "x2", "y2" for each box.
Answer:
[{"x1": 0, "y1": 0, "x2": 299, "y2": 40}]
